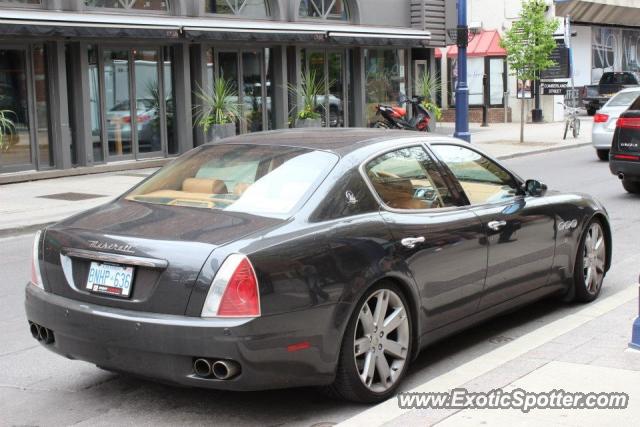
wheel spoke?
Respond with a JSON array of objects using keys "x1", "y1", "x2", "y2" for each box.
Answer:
[
  {"x1": 373, "y1": 290, "x2": 389, "y2": 329},
  {"x1": 383, "y1": 307, "x2": 405, "y2": 333},
  {"x1": 595, "y1": 258, "x2": 605, "y2": 274},
  {"x1": 375, "y1": 353, "x2": 391, "y2": 386},
  {"x1": 361, "y1": 351, "x2": 376, "y2": 386},
  {"x1": 359, "y1": 304, "x2": 375, "y2": 335},
  {"x1": 354, "y1": 337, "x2": 370, "y2": 357},
  {"x1": 382, "y1": 338, "x2": 406, "y2": 359}
]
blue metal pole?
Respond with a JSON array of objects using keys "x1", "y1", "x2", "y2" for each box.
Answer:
[{"x1": 454, "y1": 0, "x2": 471, "y2": 142}]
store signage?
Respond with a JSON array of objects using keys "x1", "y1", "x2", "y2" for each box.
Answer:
[
  {"x1": 540, "y1": 46, "x2": 571, "y2": 79},
  {"x1": 540, "y1": 81, "x2": 568, "y2": 95}
]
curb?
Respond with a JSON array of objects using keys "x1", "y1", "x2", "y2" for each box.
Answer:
[
  {"x1": 496, "y1": 142, "x2": 592, "y2": 160},
  {"x1": 0, "y1": 142, "x2": 594, "y2": 238}
]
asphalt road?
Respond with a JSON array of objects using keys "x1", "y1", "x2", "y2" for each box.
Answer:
[{"x1": 1, "y1": 145, "x2": 638, "y2": 426}]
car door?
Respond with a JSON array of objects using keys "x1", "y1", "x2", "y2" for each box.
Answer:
[
  {"x1": 429, "y1": 143, "x2": 556, "y2": 310},
  {"x1": 363, "y1": 145, "x2": 487, "y2": 332}
]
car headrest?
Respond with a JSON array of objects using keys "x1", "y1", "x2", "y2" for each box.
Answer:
[{"x1": 182, "y1": 178, "x2": 228, "y2": 194}]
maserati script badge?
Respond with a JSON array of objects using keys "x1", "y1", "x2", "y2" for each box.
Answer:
[{"x1": 88, "y1": 240, "x2": 135, "y2": 254}]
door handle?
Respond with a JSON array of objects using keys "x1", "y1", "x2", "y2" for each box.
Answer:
[
  {"x1": 400, "y1": 236, "x2": 425, "y2": 249},
  {"x1": 487, "y1": 220, "x2": 507, "y2": 231}
]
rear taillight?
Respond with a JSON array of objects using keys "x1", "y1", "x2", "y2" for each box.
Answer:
[
  {"x1": 594, "y1": 113, "x2": 609, "y2": 123},
  {"x1": 201, "y1": 254, "x2": 260, "y2": 318},
  {"x1": 122, "y1": 116, "x2": 131, "y2": 124},
  {"x1": 30, "y1": 230, "x2": 44, "y2": 289},
  {"x1": 613, "y1": 154, "x2": 640, "y2": 161},
  {"x1": 616, "y1": 117, "x2": 640, "y2": 129}
]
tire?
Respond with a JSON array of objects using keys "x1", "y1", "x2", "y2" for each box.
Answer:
[
  {"x1": 572, "y1": 219, "x2": 607, "y2": 302},
  {"x1": 596, "y1": 149, "x2": 609, "y2": 161},
  {"x1": 587, "y1": 107, "x2": 597, "y2": 116},
  {"x1": 573, "y1": 118, "x2": 581, "y2": 138},
  {"x1": 326, "y1": 281, "x2": 413, "y2": 403},
  {"x1": 563, "y1": 120, "x2": 569, "y2": 140},
  {"x1": 622, "y1": 178, "x2": 640, "y2": 194}
]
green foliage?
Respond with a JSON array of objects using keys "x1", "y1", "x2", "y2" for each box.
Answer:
[
  {"x1": 193, "y1": 77, "x2": 241, "y2": 132},
  {"x1": 500, "y1": 0, "x2": 559, "y2": 81},
  {"x1": 288, "y1": 69, "x2": 327, "y2": 121},
  {"x1": 415, "y1": 71, "x2": 442, "y2": 120},
  {"x1": 0, "y1": 109, "x2": 16, "y2": 152}
]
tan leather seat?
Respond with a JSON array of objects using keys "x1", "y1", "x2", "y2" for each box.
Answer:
[
  {"x1": 182, "y1": 178, "x2": 228, "y2": 194},
  {"x1": 233, "y1": 182, "x2": 251, "y2": 196},
  {"x1": 373, "y1": 179, "x2": 427, "y2": 210}
]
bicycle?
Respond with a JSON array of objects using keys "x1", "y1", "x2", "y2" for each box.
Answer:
[{"x1": 558, "y1": 102, "x2": 581, "y2": 139}]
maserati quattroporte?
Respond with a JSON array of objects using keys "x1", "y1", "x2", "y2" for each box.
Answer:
[{"x1": 26, "y1": 129, "x2": 611, "y2": 403}]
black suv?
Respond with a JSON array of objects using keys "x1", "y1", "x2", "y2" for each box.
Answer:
[{"x1": 610, "y1": 95, "x2": 640, "y2": 193}]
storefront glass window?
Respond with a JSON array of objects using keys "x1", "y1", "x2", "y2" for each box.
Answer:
[
  {"x1": 490, "y1": 58, "x2": 505, "y2": 105},
  {"x1": 218, "y1": 52, "x2": 240, "y2": 134},
  {"x1": 103, "y1": 49, "x2": 133, "y2": 157},
  {"x1": 468, "y1": 57, "x2": 484, "y2": 105},
  {"x1": 163, "y1": 47, "x2": 178, "y2": 155},
  {"x1": 243, "y1": 51, "x2": 264, "y2": 133},
  {"x1": 206, "y1": 0, "x2": 269, "y2": 18},
  {"x1": 0, "y1": 49, "x2": 31, "y2": 169},
  {"x1": 364, "y1": 48, "x2": 406, "y2": 127},
  {"x1": 88, "y1": 45, "x2": 103, "y2": 162},
  {"x1": 33, "y1": 44, "x2": 52, "y2": 168},
  {"x1": 85, "y1": 0, "x2": 170, "y2": 11},
  {"x1": 265, "y1": 48, "x2": 274, "y2": 130},
  {"x1": 299, "y1": 0, "x2": 349, "y2": 21},
  {"x1": 134, "y1": 49, "x2": 162, "y2": 154}
]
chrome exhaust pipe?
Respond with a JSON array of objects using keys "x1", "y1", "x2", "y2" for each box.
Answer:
[
  {"x1": 37, "y1": 326, "x2": 54, "y2": 344},
  {"x1": 193, "y1": 358, "x2": 212, "y2": 377},
  {"x1": 29, "y1": 322, "x2": 40, "y2": 340},
  {"x1": 618, "y1": 172, "x2": 625, "y2": 180},
  {"x1": 212, "y1": 360, "x2": 240, "y2": 380}
]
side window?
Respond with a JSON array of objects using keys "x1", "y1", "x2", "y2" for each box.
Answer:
[
  {"x1": 431, "y1": 144, "x2": 519, "y2": 205},
  {"x1": 365, "y1": 146, "x2": 455, "y2": 210}
]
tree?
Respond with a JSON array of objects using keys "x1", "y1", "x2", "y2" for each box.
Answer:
[{"x1": 501, "y1": 0, "x2": 559, "y2": 142}]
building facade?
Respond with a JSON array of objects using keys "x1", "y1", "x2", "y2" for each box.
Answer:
[{"x1": 0, "y1": 0, "x2": 447, "y2": 182}]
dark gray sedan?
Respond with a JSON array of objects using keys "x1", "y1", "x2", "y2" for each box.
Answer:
[{"x1": 25, "y1": 129, "x2": 611, "y2": 403}]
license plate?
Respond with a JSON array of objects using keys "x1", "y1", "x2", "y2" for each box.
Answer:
[{"x1": 86, "y1": 262, "x2": 135, "y2": 298}]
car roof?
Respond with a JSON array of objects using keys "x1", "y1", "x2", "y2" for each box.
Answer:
[{"x1": 211, "y1": 128, "x2": 453, "y2": 155}]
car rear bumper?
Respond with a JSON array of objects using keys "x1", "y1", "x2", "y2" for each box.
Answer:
[
  {"x1": 25, "y1": 284, "x2": 338, "y2": 391},
  {"x1": 609, "y1": 158, "x2": 640, "y2": 180},
  {"x1": 592, "y1": 128, "x2": 614, "y2": 149}
]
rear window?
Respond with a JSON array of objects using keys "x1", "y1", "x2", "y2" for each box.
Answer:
[
  {"x1": 607, "y1": 91, "x2": 640, "y2": 107},
  {"x1": 126, "y1": 144, "x2": 338, "y2": 217}
]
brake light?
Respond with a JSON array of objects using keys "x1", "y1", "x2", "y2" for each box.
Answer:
[
  {"x1": 201, "y1": 254, "x2": 260, "y2": 318},
  {"x1": 613, "y1": 154, "x2": 640, "y2": 161},
  {"x1": 593, "y1": 113, "x2": 609, "y2": 123},
  {"x1": 616, "y1": 117, "x2": 640, "y2": 129},
  {"x1": 30, "y1": 230, "x2": 44, "y2": 289}
]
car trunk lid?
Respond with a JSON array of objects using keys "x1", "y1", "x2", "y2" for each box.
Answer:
[{"x1": 42, "y1": 199, "x2": 283, "y2": 315}]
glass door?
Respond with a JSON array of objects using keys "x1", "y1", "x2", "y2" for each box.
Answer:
[
  {"x1": 302, "y1": 49, "x2": 348, "y2": 127},
  {"x1": 102, "y1": 46, "x2": 166, "y2": 162},
  {"x1": 215, "y1": 48, "x2": 271, "y2": 135}
]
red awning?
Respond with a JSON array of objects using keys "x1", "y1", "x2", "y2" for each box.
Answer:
[{"x1": 435, "y1": 30, "x2": 506, "y2": 59}]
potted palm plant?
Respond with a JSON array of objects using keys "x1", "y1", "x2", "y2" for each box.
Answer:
[
  {"x1": 289, "y1": 69, "x2": 324, "y2": 128},
  {"x1": 415, "y1": 71, "x2": 442, "y2": 132},
  {"x1": 194, "y1": 77, "x2": 240, "y2": 141},
  {"x1": 0, "y1": 109, "x2": 16, "y2": 153}
]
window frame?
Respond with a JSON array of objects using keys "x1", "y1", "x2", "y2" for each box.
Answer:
[
  {"x1": 204, "y1": 0, "x2": 272, "y2": 19},
  {"x1": 297, "y1": 0, "x2": 351, "y2": 23},
  {"x1": 428, "y1": 141, "x2": 525, "y2": 207},
  {"x1": 358, "y1": 142, "x2": 466, "y2": 214},
  {"x1": 84, "y1": 0, "x2": 171, "y2": 15}
]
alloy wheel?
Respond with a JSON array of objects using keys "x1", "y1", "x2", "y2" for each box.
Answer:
[
  {"x1": 353, "y1": 289, "x2": 410, "y2": 393},
  {"x1": 582, "y1": 222, "x2": 606, "y2": 295}
]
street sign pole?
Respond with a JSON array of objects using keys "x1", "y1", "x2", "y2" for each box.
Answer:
[
  {"x1": 566, "y1": 15, "x2": 576, "y2": 107},
  {"x1": 454, "y1": 0, "x2": 471, "y2": 142}
]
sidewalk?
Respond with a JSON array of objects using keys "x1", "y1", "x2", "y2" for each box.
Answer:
[{"x1": 0, "y1": 119, "x2": 592, "y2": 235}]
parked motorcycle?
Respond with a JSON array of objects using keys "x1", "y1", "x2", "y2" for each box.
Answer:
[{"x1": 373, "y1": 96, "x2": 434, "y2": 132}]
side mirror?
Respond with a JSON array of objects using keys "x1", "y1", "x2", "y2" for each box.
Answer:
[{"x1": 525, "y1": 179, "x2": 547, "y2": 197}]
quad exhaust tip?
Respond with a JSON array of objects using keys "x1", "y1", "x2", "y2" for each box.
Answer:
[
  {"x1": 28, "y1": 321, "x2": 54, "y2": 344},
  {"x1": 193, "y1": 358, "x2": 240, "y2": 380}
]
